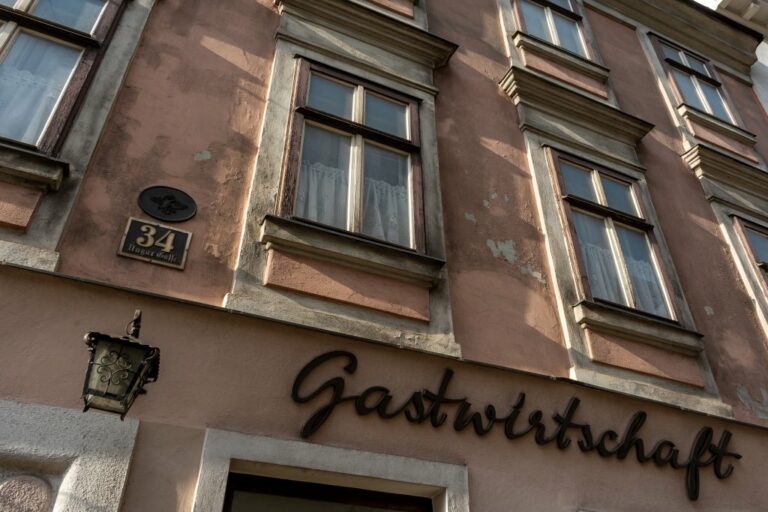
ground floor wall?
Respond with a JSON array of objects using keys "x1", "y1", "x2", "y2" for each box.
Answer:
[{"x1": 0, "y1": 264, "x2": 766, "y2": 511}]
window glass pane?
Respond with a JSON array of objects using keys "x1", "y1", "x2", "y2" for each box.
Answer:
[
  {"x1": 746, "y1": 228, "x2": 768, "y2": 263},
  {"x1": 600, "y1": 177, "x2": 637, "y2": 215},
  {"x1": 0, "y1": 33, "x2": 81, "y2": 145},
  {"x1": 661, "y1": 43, "x2": 682, "y2": 64},
  {"x1": 32, "y1": 0, "x2": 106, "y2": 33},
  {"x1": 687, "y1": 55, "x2": 709, "y2": 76},
  {"x1": 549, "y1": 0, "x2": 572, "y2": 10},
  {"x1": 671, "y1": 69, "x2": 705, "y2": 110},
  {"x1": 365, "y1": 93, "x2": 408, "y2": 139},
  {"x1": 520, "y1": 0, "x2": 552, "y2": 43},
  {"x1": 560, "y1": 162, "x2": 597, "y2": 202},
  {"x1": 698, "y1": 80, "x2": 731, "y2": 122},
  {"x1": 615, "y1": 225, "x2": 669, "y2": 317},
  {"x1": 553, "y1": 14, "x2": 586, "y2": 56},
  {"x1": 0, "y1": 0, "x2": 15, "y2": 6},
  {"x1": 295, "y1": 124, "x2": 351, "y2": 230},
  {"x1": 572, "y1": 211, "x2": 627, "y2": 305},
  {"x1": 362, "y1": 143, "x2": 411, "y2": 247},
  {"x1": 308, "y1": 74, "x2": 354, "y2": 120}
]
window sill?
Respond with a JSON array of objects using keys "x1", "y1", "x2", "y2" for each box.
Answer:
[
  {"x1": 677, "y1": 104, "x2": 756, "y2": 148},
  {"x1": 0, "y1": 142, "x2": 68, "y2": 192},
  {"x1": 573, "y1": 300, "x2": 704, "y2": 356},
  {"x1": 259, "y1": 215, "x2": 444, "y2": 288},
  {"x1": 512, "y1": 31, "x2": 610, "y2": 82}
]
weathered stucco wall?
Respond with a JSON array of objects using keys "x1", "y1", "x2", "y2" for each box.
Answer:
[
  {"x1": 56, "y1": 0, "x2": 278, "y2": 305},
  {"x1": 429, "y1": 0, "x2": 570, "y2": 376},
  {"x1": 0, "y1": 265, "x2": 766, "y2": 511},
  {"x1": 585, "y1": 7, "x2": 768, "y2": 423}
]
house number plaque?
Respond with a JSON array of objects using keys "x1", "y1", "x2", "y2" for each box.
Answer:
[{"x1": 118, "y1": 217, "x2": 192, "y2": 270}]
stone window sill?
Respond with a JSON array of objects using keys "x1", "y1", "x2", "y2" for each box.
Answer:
[
  {"x1": 259, "y1": 215, "x2": 445, "y2": 288},
  {"x1": 512, "y1": 31, "x2": 610, "y2": 83},
  {"x1": 677, "y1": 104, "x2": 757, "y2": 148},
  {"x1": 573, "y1": 300, "x2": 704, "y2": 356},
  {"x1": 0, "y1": 142, "x2": 68, "y2": 191}
]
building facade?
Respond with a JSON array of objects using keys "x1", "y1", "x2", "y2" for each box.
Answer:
[{"x1": 1, "y1": 0, "x2": 768, "y2": 510}]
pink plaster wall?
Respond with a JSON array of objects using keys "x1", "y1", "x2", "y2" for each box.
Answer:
[
  {"x1": 585, "y1": 6, "x2": 768, "y2": 422},
  {"x1": 586, "y1": 329, "x2": 705, "y2": 388},
  {"x1": 264, "y1": 249, "x2": 430, "y2": 321},
  {"x1": 0, "y1": 265, "x2": 766, "y2": 511},
  {"x1": 56, "y1": 0, "x2": 278, "y2": 305},
  {"x1": 0, "y1": 182, "x2": 41, "y2": 231},
  {"x1": 120, "y1": 422, "x2": 204, "y2": 512},
  {"x1": 520, "y1": 49, "x2": 608, "y2": 98},
  {"x1": 429, "y1": 0, "x2": 570, "y2": 377}
]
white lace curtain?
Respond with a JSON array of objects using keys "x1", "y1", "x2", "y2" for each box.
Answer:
[
  {"x1": 574, "y1": 213, "x2": 668, "y2": 317},
  {"x1": 0, "y1": 33, "x2": 80, "y2": 144},
  {"x1": 296, "y1": 162, "x2": 410, "y2": 246}
]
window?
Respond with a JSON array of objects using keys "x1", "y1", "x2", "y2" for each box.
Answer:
[
  {"x1": 555, "y1": 155, "x2": 673, "y2": 319},
  {"x1": 656, "y1": 40, "x2": 733, "y2": 123},
  {"x1": 737, "y1": 219, "x2": 768, "y2": 273},
  {"x1": 0, "y1": 0, "x2": 120, "y2": 153},
  {"x1": 516, "y1": 0, "x2": 588, "y2": 58},
  {"x1": 281, "y1": 60, "x2": 422, "y2": 249},
  {"x1": 224, "y1": 474, "x2": 433, "y2": 512}
]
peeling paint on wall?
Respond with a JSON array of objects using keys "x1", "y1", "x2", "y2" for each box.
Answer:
[
  {"x1": 464, "y1": 212, "x2": 477, "y2": 224},
  {"x1": 482, "y1": 200, "x2": 491, "y2": 209},
  {"x1": 193, "y1": 149, "x2": 212, "y2": 161},
  {"x1": 704, "y1": 306, "x2": 715, "y2": 316},
  {"x1": 519, "y1": 264, "x2": 546, "y2": 284},
  {"x1": 736, "y1": 385, "x2": 768, "y2": 419},
  {"x1": 486, "y1": 239, "x2": 517, "y2": 264}
]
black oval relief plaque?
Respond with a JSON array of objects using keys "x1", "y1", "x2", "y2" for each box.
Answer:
[{"x1": 138, "y1": 186, "x2": 197, "y2": 222}]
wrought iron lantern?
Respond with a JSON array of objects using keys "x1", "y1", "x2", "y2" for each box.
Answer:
[{"x1": 82, "y1": 310, "x2": 160, "y2": 419}]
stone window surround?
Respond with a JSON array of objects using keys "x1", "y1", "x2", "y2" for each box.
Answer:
[
  {"x1": 648, "y1": 33, "x2": 752, "y2": 133},
  {"x1": 550, "y1": 151, "x2": 684, "y2": 323},
  {"x1": 0, "y1": 400, "x2": 138, "y2": 512},
  {"x1": 190, "y1": 428, "x2": 470, "y2": 512},
  {"x1": 500, "y1": 65, "x2": 730, "y2": 416},
  {"x1": 497, "y1": 0, "x2": 618, "y2": 104},
  {"x1": 0, "y1": 0, "x2": 157, "y2": 272},
  {"x1": 225, "y1": 0, "x2": 460, "y2": 357}
]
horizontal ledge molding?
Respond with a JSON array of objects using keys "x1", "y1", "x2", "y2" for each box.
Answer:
[
  {"x1": 275, "y1": 0, "x2": 457, "y2": 68},
  {"x1": 259, "y1": 215, "x2": 444, "y2": 287},
  {"x1": 684, "y1": 143, "x2": 768, "y2": 198},
  {"x1": 573, "y1": 300, "x2": 704, "y2": 356},
  {"x1": 499, "y1": 65, "x2": 654, "y2": 145},
  {"x1": 513, "y1": 31, "x2": 610, "y2": 82},
  {"x1": 0, "y1": 143, "x2": 68, "y2": 191},
  {"x1": 678, "y1": 104, "x2": 757, "y2": 148}
]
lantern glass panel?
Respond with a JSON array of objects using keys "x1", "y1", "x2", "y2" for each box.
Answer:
[{"x1": 84, "y1": 336, "x2": 153, "y2": 413}]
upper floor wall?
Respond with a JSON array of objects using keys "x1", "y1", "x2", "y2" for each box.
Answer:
[{"x1": 2, "y1": 0, "x2": 768, "y2": 426}]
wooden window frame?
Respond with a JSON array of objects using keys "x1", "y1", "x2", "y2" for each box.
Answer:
[
  {"x1": 651, "y1": 36, "x2": 736, "y2": 124},
  {"x1": 512, "y1": 0, "x2": 590, "y2": 59},
  {"x1": 735, "y1": 216, "x2": 768, "y2": 277},
  {"x1": 279, "y1": 58, "x2": 425, "y2": 252},
  {"x1": 0, "y1": 0, "x2": 126, "y2": 155},
  {"x1": 223, "y1": 473, "x2": 433, "y2": 512},
  {"x1": 548, "y1": 150, "x2": 678, "y2": 322}
]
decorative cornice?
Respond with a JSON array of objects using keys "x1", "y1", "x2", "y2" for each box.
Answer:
[
  {"x1": 684, "y1": 143, "x2": 768, "y2": 198},
  {"x1": 274, "y1": 0, "x2": 457, "y2": 68},
  {"x1": 587, "y1": 0, "x2": 761, "y2": 76},
  {"x1": 499, "y1": 66, "x2": 653, "y2": 145}
]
